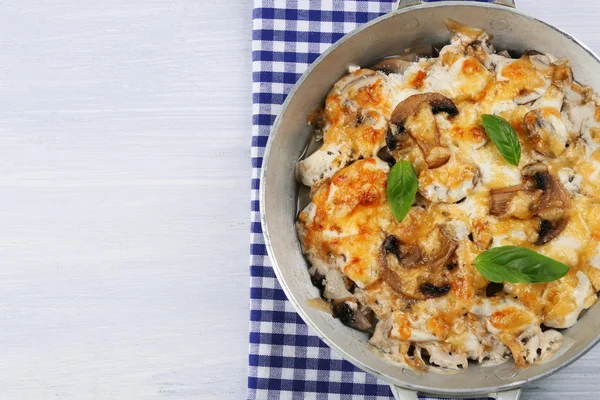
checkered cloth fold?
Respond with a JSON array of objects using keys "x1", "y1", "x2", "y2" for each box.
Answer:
[{"x1": 250, "y1": 1, "x2": 492, "y2": 399}]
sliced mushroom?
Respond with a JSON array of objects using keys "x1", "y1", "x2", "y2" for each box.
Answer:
[
  {"x1": 379, "y1": 228, "x2": 457, "y2": 300},
  {"x1": 381, "y1": 234, "x2": 423, "y2": 268},
  {"x1": 529, "y1": 169, "x2": 570, "y2": 243},
  {"x1": 388, "y1": 93, "x2": 458, "y2": 168},
  {"x1": 536, "y1": 217, "x2": 569, "y2": 246},
  {"x1": 488, "y1": 165, "x2": 546, "y2": 219},
  {"x1": 489, "y1": 166, "x2": 571, "y2": 245},
  {"x1": 489, "y1": 186, "x2": 521, "y2": 216},
  {"x1": 422, "y1": 227, "x2": 459, "y2": 272},
  {"x1": 379, "y1": 266, "x2": 405, "y2": 297},
  {"x1": 521, "y1": 162, "x2": 548, "y2": 177},
  {"x1": 486, "y1": 282, "x2": 504, "y2": 297},
  {"x1": 376, "y1": 146, "x2": 396, "y2": 166},
  {"x1": 489, "y1": 186, "x2": 542, "y2": 220},
  {"x1": 332, "y1": 300, "x2": 375, "y2": 332},
  {"x1": 530, "y1": 171, "x2": 571, "y2": 244},
  {"x1": 419, "y1": 283, "x2": 451, "y2": 297},
  {"x1": 524, "y1": 109, "x2": 568, "y2": 157},
  {"x1": 391, "y1": 93, "x2": 459, "y2": 125},
  {"x1": 531, "y1": 171, "x2": 571, "y2": 218},
  {"x1": 524, "y1": 88, "x2": 569, "y2": 158},
  {"x1": 385, "y1": 124, "x2": 414, "y2": 153},
  {"x1": 370, "y1": 56, "x2": 414, "y2": 74}
]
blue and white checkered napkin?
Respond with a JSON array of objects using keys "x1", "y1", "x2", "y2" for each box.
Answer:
[{"x1": 249, "y1": 1, "x2": 491, "y2": 399}]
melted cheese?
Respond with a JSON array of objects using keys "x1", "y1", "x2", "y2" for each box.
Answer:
[
  {"x1": 296, "y1": 21, "x2": 600, "y2": 373},
  {"x1": 418, "y1": 156, "x2": 479, "y2": 203}
]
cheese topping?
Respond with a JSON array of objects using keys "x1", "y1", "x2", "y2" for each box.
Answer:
[{"x1": 296, "y1": 20, "x2": 600, "y2": 373}]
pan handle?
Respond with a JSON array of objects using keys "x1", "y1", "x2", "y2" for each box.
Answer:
[
  {"x1": 389, "y1": 386, "x2": 521, "y2": 400},
  {"x1": 396, "y1": 0, "x2": 517, "y2": 10}
]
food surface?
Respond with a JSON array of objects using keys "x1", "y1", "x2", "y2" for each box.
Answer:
[{"x1": 295, "y1": 20, "x2": 600, "y2": 373}]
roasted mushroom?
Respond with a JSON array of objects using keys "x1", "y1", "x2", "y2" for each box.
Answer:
[
  {"x1": 376, "y1": 146, "x2": 396, "y2": 166},
  {"x1": 536, "y1": 218, "x2": 569, "y2": 246},
  {"x1": 332, "y1": 300, "x2": 375, "y2": 332},
  {"x1": 370, "y1": 56, "x2": 414, "y2": 75},
  {"x1": 320, "y1": 269, "x2": 374, "y2": 332},
  {"x1": 419, "y1": 283, "x2": 451, "y2": 297},
  {"x1": 391, "y1": 93, "x2": 459, "y2": 126},
  {"x1": 529, "y1": 170, "x2": 571, "y2": 218},
  {"x1": 489, "y1": 186, "x2": 542, "y2": 220},
  {"x1": 489, "y1": 165, "x2": 571, "y2": 245},
  {"x1": 388, "y1": 93, "x2": 458, "y2": 169},
  {"x1": 531, "y1": 171, "x2": 571, "y2": 244},
  {"x1": 520, "y1": 162, "x2": 548, "y2": 177},
  {"x1": 524, "y1": 86, "x2": 569, "y2": 157},
  {"x1": 380, "y1": 228, "x2": 457, "y2": 300}
]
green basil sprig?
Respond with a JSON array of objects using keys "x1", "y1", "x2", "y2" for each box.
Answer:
[
  {"x1": 387, "y1": 160, "x2": 418, "y2": 223},
  {"x1": 474, "y1": 245, "x2": 569, "y2": 283},
  {"x1": 481, "y1": 114, "x2": 521, "y2": 166}
]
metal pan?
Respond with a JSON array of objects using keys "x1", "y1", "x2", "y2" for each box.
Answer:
[{"x1": 260, "y1": 1, "x2": 600, "y2": 398}]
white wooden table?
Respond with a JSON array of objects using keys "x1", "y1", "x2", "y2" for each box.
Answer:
[{"x1": 0, "y1": 1, "x2": 598, "y2": 399}]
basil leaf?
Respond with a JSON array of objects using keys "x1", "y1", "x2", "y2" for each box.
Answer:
[
  {"x1": 481, "y1": 114, "x2": 521, "y2": 166},
  {"x1": 474, "y1": 245, "x2": 569, "y2": 283},
  {"x1": 387, "y1": 160, "x2": 418, "y2": 223}
]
